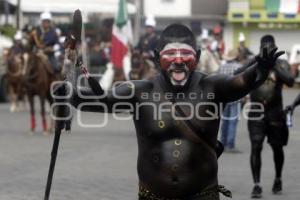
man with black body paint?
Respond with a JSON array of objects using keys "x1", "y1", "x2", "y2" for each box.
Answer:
[
  {"x1": 57, "y1": 24, "x2": 284, "y2": 200},
  {"x1": 235, "y1": 35, "x2": 294, "y2": 198}
]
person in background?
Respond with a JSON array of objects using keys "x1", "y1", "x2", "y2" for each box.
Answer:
[
  {"x1": 10, "y1": 31, "x2": 24, "y2": 56},
  {"x1": 236, "y1": 35, "x2": 294, "y2": 198},
  {"x1": 136, "y1": 15, "x2": 159, "y2": 64},
  {"x1": 100, "y1": 41, "x2": 111, "y2": 67},
  {"x1": 219, "y1": 49, "x2": 242, "y2": 153},
  {"x1": 8, "y1": 31, "x2": 26, "y2": 74},
  {"x1": 238, "y1": 32, "x2": 253, "y2": 64},
  {"x1": 210, "y1": 25, "x2": 225, "y2": 60},
  {"x1": 289, "y1": 45, "x2": 300, "y2": 78},
  {"x1": 197, "y1": 29, "x2": 220, "y2": 74},
  {"x1": 90, "y1": 40, "x2": 111, "y2": 68},
  {"x1": 31, "y1": 11, "x2": 60, "y2": 73}
]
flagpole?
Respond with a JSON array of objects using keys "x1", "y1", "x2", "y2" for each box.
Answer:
[
  {"x1": 81, "y1": 19, "x2": 89, "y2": 86},
  {"x1": 44, "y1": 10, "x2": 82, "y2": 200},
  {"x1": 133, "y1": 0, "x2": 142, "y2": 46},
  {"x1": 16, "y1": 0, "x2": 21, "y2": 29}
]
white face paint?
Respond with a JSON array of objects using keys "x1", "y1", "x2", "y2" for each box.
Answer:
[
  {"x1": 160, "y1": 43, "x2": 196, "y2": 87},
  {"x1": 161, "y1": 43, "x2": 196, "y2": 54}
]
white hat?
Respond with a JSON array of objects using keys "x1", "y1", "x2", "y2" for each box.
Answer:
[
  {"x1": 40, "y1": 11, "x2": 52, "y2": 21},
  {"x1": 14, "y1": 31, "x2": 22, "y2": 40},
  {"x1": 239, "y1": 32, "x2": 246, "y2": 42},
  {"x1": 56, "y1": 28, "x2": 62, "y2": 36},
  {"x1": 145, "y1": 15, "x2": 156, "y2": 27},
  {"x1": 201, "y1": 29, "x2": 209, "y2": 40},
  {"x1": 59, "y1": 36, "x2": 66, "y2": 44}
]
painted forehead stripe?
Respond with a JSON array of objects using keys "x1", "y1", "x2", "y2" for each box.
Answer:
[{"x1": 162, "y1": 43, "x2": 195, "y2": 51}]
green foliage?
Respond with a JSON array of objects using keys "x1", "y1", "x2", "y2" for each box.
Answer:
[{"x1": 0, "y1": 25, "x2": 16, "y2": 39}]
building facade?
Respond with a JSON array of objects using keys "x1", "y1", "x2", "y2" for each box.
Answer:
[
  {"x1": 226, "y1": 0, "x2": 300, "y2": 54},
  {"x1": 142, "y1": 0, "x2": 227, "y2": 34}
]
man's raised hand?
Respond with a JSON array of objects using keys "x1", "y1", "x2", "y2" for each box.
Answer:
[
  {"x1": 255, "y1": 47, "x2": 285, "y2": 70},
  {"x1": 253, "y1": 47, "x2": 285, "y2": 81}
]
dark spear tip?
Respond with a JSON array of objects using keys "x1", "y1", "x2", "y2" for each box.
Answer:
[
  {"x1": 64, "y1": 9, "x2": 82, "y2": 49},
  {"x1": 72, "y1": 9, "x2": 82, "y2": 41}
]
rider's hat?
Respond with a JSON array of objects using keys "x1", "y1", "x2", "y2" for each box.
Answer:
[
  {"x1": 40, "y1": 11, "x2": 52, "y2": 21},
  {"x1": 239, "y1": 32, "x2": 246, "y2": 42},
  {"x1": 14, "y1": 31, "x2": 22, "y2": 41},
  {"x1": 145, "y1": 15, "x2": 156, "y2": 27},
  {"x1": 201, "y1": 29, "x2": 209, "y2": 40}
]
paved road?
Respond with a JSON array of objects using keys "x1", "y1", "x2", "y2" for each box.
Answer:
[{"x1": 0, "y1": 89, "x2": 300, "y2": 200}]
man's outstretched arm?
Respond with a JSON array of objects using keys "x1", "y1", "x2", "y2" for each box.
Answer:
[
  {"x1": 70, "y1": 80, "x2": 151, "y2": 113},
  {"x1": 208, "y1": 48, "x2": 284, "y2": 102}
]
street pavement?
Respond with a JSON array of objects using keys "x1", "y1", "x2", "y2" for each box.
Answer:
[{"x1": 0, "y1": 89, "x2": 300, "y2": 200}]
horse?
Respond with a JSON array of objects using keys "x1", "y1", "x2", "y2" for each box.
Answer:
[
  {"x1": 5, "y1": 49, "x2": 26, "y2": 112},
  {"x1": 23, "y1": 50, "x2": 57, "y2": 135},
  {"x1": 22, "y1": 29, "x2": 61, "y2": 135},
  {"x1": 129, "y1": 49, "x2": 158, "y2": 80}
]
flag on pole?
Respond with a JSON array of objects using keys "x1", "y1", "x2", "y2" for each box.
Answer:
[
  {"x1": 265, "y1": 0, "x2": 280, "y2": 13},
  {"x1": 111, "y1": 0, "x2": 133, "y2": 69},
  {"x1": 279, "y1": 0, "x2": 299, "y2": 14},
  {"x1": 264, "y1": 0, "x2": 300, "y2": 14}
]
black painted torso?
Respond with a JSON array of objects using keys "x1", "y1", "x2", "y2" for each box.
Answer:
[{"x1": 132, "y1": 73, "x2": 220, "y2": 198}]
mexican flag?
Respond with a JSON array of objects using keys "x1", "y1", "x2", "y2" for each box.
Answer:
[
  {"x1": 265, "y1": 0, "x2": 300, "y2": 14},
  {"x1": 111, "y1": 0, "x2": 133, "y2": 69}
]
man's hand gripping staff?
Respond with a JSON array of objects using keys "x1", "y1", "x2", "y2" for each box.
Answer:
[{"x1": 44, "y1": 10, "x2": 82, "y2": 200}]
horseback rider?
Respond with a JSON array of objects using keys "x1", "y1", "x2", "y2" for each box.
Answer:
[
  {"x1": 8, "y1": 31, "x2": 25, "y2": 70},
  {"x1": 31, "y1": 11, "x2": 60, "y2": 73},
  {"x1": 136, "y1": 15, "x2": 159, "y2": 66},
  {"x1": 10, "y1": 31, "x2": 24, "y2": 56},
  {"x1": 5, "y1": 31, "x2": 27, "y2": 112}
]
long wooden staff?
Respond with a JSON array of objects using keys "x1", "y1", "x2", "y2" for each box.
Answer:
[{"x1": 44, "y1": 10, "x2": 82, "y2": 200}]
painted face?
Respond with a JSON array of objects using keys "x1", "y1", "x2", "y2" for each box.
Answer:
[{"x1": 160, "y1": 43, "x2": 197, "y2": 86}]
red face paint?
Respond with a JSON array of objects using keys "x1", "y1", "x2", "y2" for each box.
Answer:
[{"x1": 159, "y1": 48, "x2": 197, "y2": 71}]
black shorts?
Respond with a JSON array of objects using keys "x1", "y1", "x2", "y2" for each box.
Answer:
[{"x1": 248, "y1": 119, "x2": 289, "y2": 146}]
